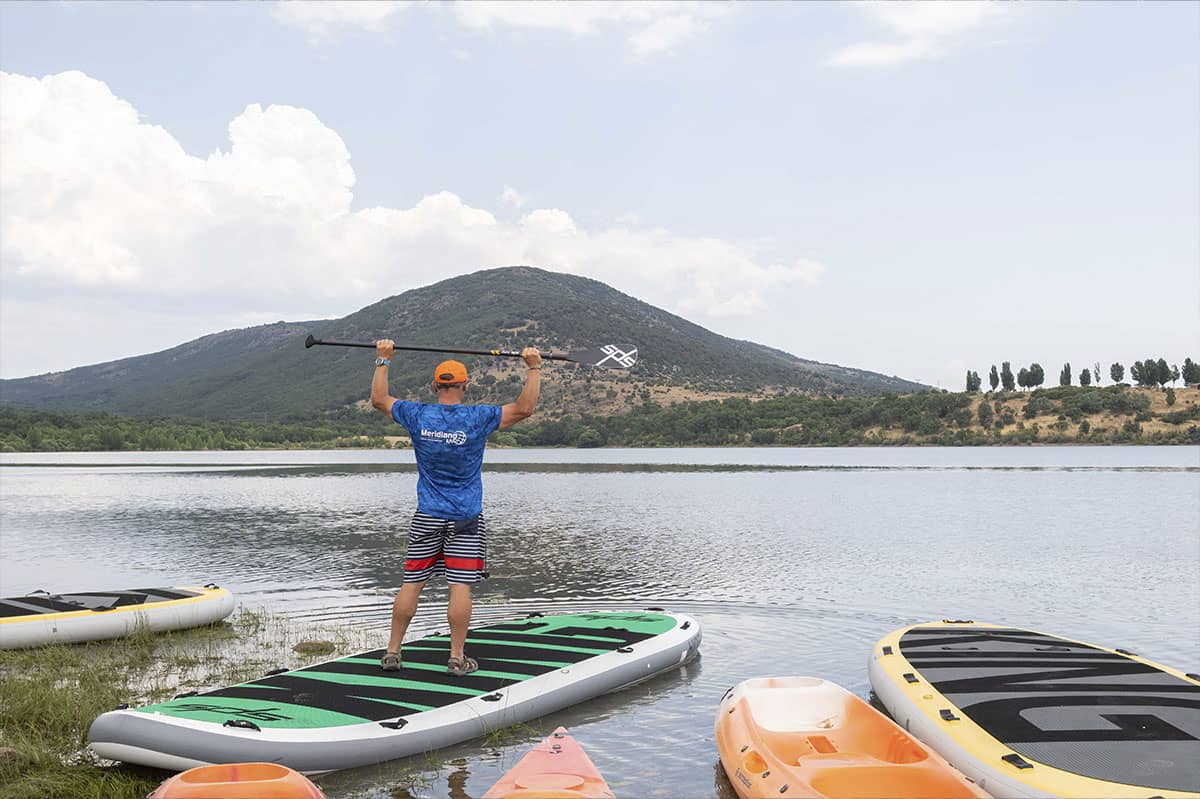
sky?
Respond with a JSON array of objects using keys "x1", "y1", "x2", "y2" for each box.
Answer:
[{"x1": 1, "y1": 1, "x2": 1197, "y2": 390}]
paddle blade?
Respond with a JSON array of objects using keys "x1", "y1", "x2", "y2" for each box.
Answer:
[
  {"x1": 304, "y1": 334, "x2": 317, "y2": 349},
  {"x1": 569, "y1": 345, "x2": 638, "y2": 368}
]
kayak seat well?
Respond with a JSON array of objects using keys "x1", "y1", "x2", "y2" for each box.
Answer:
[
  {"x1": 743, "y1": 677, "x2": 844, "y2": 733},
  {"x1": 744, "y1": 683, "x2": 929, "y2": 766}
]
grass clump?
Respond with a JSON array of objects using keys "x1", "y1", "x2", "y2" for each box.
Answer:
[{"x1": 0, "y1": 608, "x2": 373, "y2": 799}]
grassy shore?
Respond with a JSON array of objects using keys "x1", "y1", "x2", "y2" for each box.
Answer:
[{"x1": 0, "y1": 608, "x2": 380, "y2": 799}]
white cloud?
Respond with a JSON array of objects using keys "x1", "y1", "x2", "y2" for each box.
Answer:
[
  {"x1": 828, "y1": 1, "x2": 1005, "y2": 66},
  {"x1": 628, "y1": 12, "x2": 709, "y2": 59},
  {"x1": 0, "y1": 70, "x2": 827, "y2": 377},
  {"x1": 272, "y1": 0, "x2": 410, "y2": 43},
  {"x1": 454, "y1": 1, "x2": 730, "y2": 57},
  {"x1": 500, "y1": 186, "x2": 526, "y2": 208},
  {"x1": 276, "y1": 0, "x2": 732, "y2": 56},
  {"x1": 827, "y1": 39, "x2": 937, "y2": 68}
]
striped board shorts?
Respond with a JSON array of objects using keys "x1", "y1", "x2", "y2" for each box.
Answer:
[{"x1": 404, "y1": 511, "x2": 487, "y2": 585}]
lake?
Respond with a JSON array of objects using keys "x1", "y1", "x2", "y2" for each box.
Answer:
[{"x1": 2, "y1": 446, "x2": 1198, "y2": 798}]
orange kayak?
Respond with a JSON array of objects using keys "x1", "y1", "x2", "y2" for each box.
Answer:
[
  {"x1": 149, "y1": 762, "x2": 327, "y2": 798},
  {"x1": 483, "y1": 726, "x2": 616, "y2": 799},
  {"x1": 716, "y1": 677, "x2": 991, "y2": 799}
]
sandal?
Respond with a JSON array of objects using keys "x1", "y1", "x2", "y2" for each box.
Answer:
[
  {"x1": 446, "y1": 655, "x2": 478, "y2": 676},
  {"x1": 380, "y1": 651, "x2": 401, "y2": 672}
]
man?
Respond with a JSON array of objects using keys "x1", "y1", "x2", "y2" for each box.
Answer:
[{"x1": 370, "y1": 339, "x2": 542, "y2": 676}]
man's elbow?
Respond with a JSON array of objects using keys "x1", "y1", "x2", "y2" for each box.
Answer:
[
  {"x1": 371, "y1": 397, "x2": 391, "y2": 413},
  {"x1": 505, "y1": 407, "x2": 533, "y2": 427}
]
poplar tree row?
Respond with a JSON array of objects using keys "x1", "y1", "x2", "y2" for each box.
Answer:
[{"x1": 967, "y1": 357, "x2": 1198, "y2": 392}]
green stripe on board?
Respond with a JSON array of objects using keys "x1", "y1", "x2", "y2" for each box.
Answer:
[
  {"x1": 533, "y1": 612, "x2": 675, "y2": 635},
  {"x1": 134, "y1": 695, "x2": 367, "y2": 729},
  {"x1": 412, "y1": 637, "x2": 610, "y2": 656},
  {"x1": 345, "y1": 695, "x2": 434, "y2": 713},
  {"x1": 286, "y1": 669, "x2": 485, "y2": 697},
  {"x1": 487, "y1": 656, "x2": 575, "y2": 668},
  {"x1": 479, "y1": 629, "x2": 630, "y2": 644},
  {"x1": 342, "y1": 658, "x2": 540, "y2": 682}
]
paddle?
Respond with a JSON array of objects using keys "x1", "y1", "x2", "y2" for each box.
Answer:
[{"x1": 304, "y1": 334, "x2": 638, "y2": 369}]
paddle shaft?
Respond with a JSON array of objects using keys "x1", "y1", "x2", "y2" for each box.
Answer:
[{"x1": 305, "y1": 335, "x2": 573, "y2": 362}]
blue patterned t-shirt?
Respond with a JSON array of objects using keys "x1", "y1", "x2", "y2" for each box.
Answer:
[{"x1": 391, "y1": 400, "x2": 503, "y2": 520}]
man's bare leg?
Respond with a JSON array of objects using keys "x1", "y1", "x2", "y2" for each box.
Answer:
[
  {"x1": 448, "y1": 583, "x2": 472, "y2": 661},
  {"x1": 387, "y1": 581, "x2": 425, "y2": 655}
]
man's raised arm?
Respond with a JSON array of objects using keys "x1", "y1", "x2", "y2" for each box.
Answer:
[
  {"x1": 371, "y1": 339, "x2": 399, "y2": 414},
  {"x1": 499, "y1": 347, "x2": 542, "y2": 429}
]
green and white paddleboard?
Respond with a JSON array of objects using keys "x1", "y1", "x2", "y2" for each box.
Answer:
[{"x1": 89, "y1": 610, "x2": 701, "y2": 773}]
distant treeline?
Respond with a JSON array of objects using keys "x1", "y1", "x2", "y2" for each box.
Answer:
[
  {"x1": 503, "y1": 385, "x2": 1198, "y2": 447},
  {"x1": 0, "y1": 406, "x2": 393, "y2": 453},
  {"x1": 966, "y1": 357, "x2": 1197, "y2": 392},
  {"x1": 3, "y1": 384, "x2": 1198, "y2": 452}
]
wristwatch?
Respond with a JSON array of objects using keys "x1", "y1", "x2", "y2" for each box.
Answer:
[{"x1": 375, "y1": 357, "x2": 390, "y2": 367}]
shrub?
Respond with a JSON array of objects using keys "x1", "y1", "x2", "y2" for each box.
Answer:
[
  {"x1": 1024, "y1": 396, "x2": 1054, "y2": 418},
  {"x1": 749, "y1": 428, "x2": 779, "y2": 445},
  {"x1": 977, "y1": 402, "x2": 994, "y2": 427},
  {"x1": 1074, "y1": 391, "x2": 1104, "y2": 415},
  {"x1": 576, "y1": 428, "x2": 605, "y2": 448}
]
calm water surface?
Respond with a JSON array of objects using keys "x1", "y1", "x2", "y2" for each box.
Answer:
[{"x1": 2, "y1": 446, "x2": 1198, "y2": 798}]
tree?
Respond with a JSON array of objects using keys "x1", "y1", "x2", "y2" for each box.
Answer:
[
  {"x1": 1166, "y1": 387, "x2": 1176, "y2": 407},
  {"x1": 1110, "y1": 362, "x2": 1124, "y2": 383},
  {"x1": 1183, "y1": 358, "x2": 1200, "y2": 385},
  {"x1": 1156, "y1": 358, "x2": 1170, "y2": 388},
  {"x1": 1080, "y1": 368, "x2": 1091, "y2": 387},
  {"x1": 1093, "y1": 362, "x2": 1102, "y2": 386},
  {"x1": 1171, "y1": 364, "x2": 1180, "y2": 386},
  {"x1": 989, "y1": 365, "x2": 999, "y2": 392},
  {"x1": 1000, "y1": 362, "x2": 1015, "y2": 392},
  {"x1": 965, "y1": 370, "x2": 981, "y2": 392},
  {"x1": 1059, "y1": 362, "x2": 1072, "y2": 387},
  {"x1": 1131, "y1": 360, "x2": 1159, "y2": 388},
  {"x1": 1017, "y1": 367, "x2": 1029, "y2": 390},
  {"x1": 1029, "y1": 363, "x2": 1045, "y2": 389}
]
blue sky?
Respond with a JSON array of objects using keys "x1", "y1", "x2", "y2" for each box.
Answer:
[{"x1": 1, "y1": 1, "x2": 1196, "y2": 390}]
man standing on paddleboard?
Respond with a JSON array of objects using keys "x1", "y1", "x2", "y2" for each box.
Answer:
[{"x1": 371, "y1": 340, "x2": 543, "y2": 676}]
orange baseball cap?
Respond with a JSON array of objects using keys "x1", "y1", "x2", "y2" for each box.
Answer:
[{"x1": 433, "y1": 360, "x2": 468, "y2": 383}]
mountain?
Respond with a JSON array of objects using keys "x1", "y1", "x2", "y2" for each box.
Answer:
[{"x1": 0, "y1": 267, "x2": 928, "y2": 419}]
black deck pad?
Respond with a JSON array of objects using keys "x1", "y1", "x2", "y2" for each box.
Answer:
[{"x1": 899, "y1": 626, "x2": 1200, "y2": 792}]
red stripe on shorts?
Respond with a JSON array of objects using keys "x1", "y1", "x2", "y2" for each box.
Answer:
[
  {"x1": 444, "y1": 556, "x2": 484, "y2": 571},
  {"x1": 405, "y1": 555, "x2": 443, "y2": 570}
]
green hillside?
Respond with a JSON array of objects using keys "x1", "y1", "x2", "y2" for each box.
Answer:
[{"x1": 0, "y1": 267, "x2": 927, "y2": 420}]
